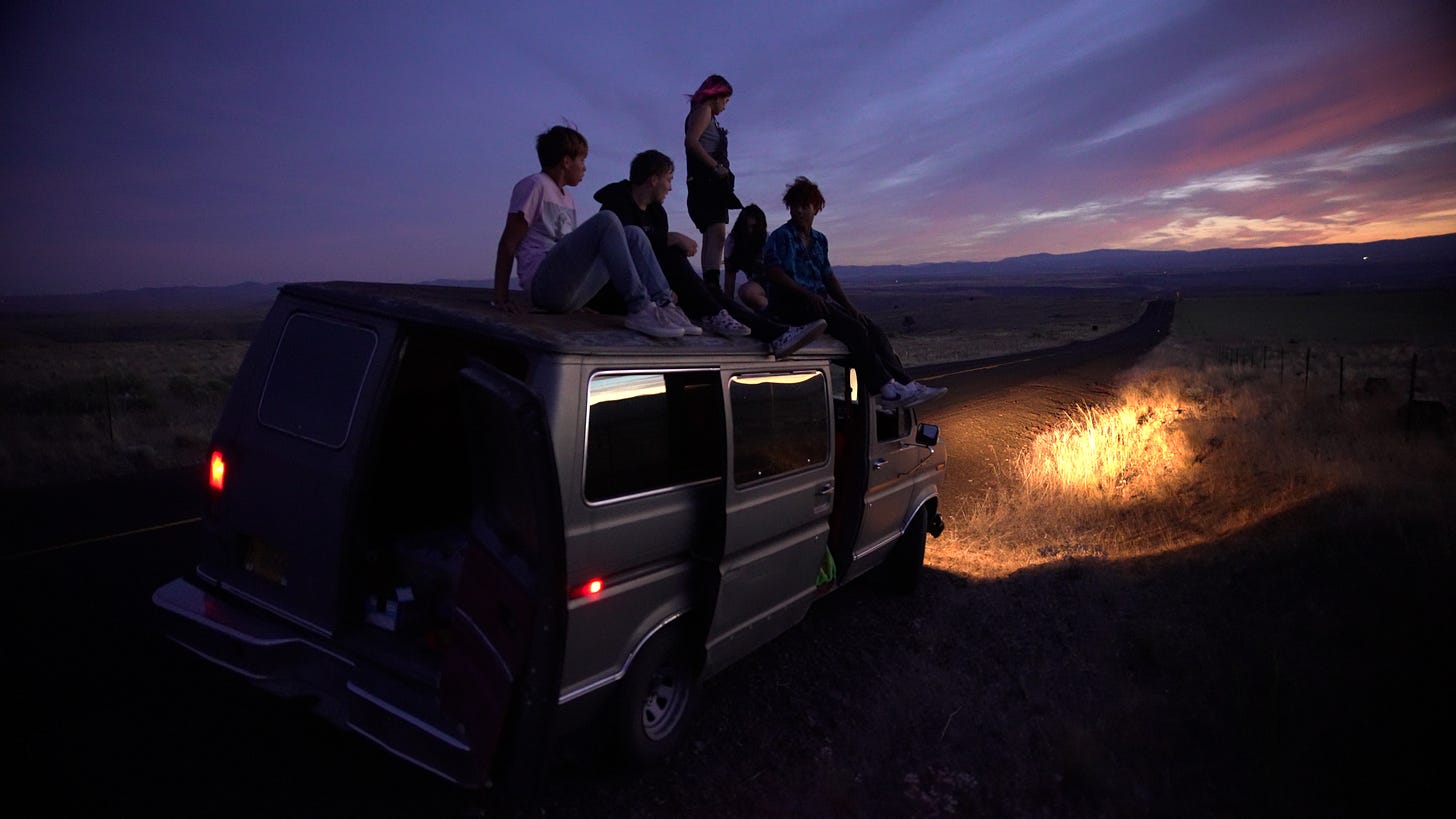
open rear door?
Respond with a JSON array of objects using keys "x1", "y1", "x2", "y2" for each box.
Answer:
[{"x1": 438, "y1": 362, "x2": 566, "y2": 798}]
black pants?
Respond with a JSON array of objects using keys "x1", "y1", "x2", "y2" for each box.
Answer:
[
  {"x1": 588, "y1": 249, "x2": 790, "y2": 343},
  {"x1": 772, "y1": 295, "x2": 908, "y2": 392}
]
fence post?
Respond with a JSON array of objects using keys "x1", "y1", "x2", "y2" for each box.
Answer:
[
  {"x1": 1310, "y1": 343, "x2": 1322, "y2": 396},
  {"x1": 1406, "y1": 353, "x2": 1418, "y2": 434},
  {"x1": 104, "y1": 373, "x2": 115, "y2": 446}
]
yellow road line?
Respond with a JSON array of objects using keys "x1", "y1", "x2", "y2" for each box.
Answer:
[{"x1": 2, "y1": 516, "x2": 202, "y2": 562}]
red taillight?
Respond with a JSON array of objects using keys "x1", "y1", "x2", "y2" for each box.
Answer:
[
  {"x1": 571, "y1": 578, "x2": 605, "y2": 599},
  {"x1": 209, "y1": 450, "x2": 226, "y2": 491}
]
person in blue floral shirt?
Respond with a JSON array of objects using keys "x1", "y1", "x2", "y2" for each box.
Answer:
[{"x1": 762, "y1": 176, "x2": 947, "y2": 412}]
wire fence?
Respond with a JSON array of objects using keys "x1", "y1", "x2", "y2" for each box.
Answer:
[{"x1": 1210, "y1": 343, "x2": 1452, "y2": 435}]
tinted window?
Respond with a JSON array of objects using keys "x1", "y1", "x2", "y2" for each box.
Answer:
[
  {"x1": 257, "y1": 313, "x2": 377, "y2": 448},
  {"x1": 730, "y1": 371, "x2": 830, "y2": 485},
  {"x1": 585, "y1": 370, "x2": 723, "y2": 502}
]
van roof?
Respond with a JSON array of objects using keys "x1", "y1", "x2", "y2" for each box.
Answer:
[{"x1": 283, "y1": 281, "x2": 848, "y2": 359}]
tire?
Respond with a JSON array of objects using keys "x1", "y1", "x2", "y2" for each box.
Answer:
[
  {"x1": 882, "y1": 507, "x2": 928, "y2": 594},
  {"x1": 610, "y1": 623, "x2": 700, "y2": 767}
]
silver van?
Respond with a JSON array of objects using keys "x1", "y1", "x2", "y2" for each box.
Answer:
[{"x1": 153, "y1": 281, "x2": 945, "y2": 795}]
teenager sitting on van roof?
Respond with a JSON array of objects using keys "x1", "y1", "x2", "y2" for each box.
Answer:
[
  {"x1": 762, "y1": 176, "x2": 948, "y2": 412},
  {"x1": 592, "y1": 150, "x2": 828, "y2": 357},
  {"x1": 492, "y1": 125, "x2": 693, "y2": 339}
]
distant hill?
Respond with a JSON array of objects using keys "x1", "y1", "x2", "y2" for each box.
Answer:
[
  {"x1": 834, "y1": 233, "x2": 1456, "y2": 293},
  {"x1": 2, "y1": 234, "x2": 1452, "y2": 314},
  {"x1": 0, "y1": 281, "x2": 285, "y2": 315}
]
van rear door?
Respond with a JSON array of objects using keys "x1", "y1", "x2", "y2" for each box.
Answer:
[
  {"x1": 202, "y1": 302, "x2": 396, "y2": 635},
  {"x1": 439, "y1": 362, "x2": 566, "y2": 794}
]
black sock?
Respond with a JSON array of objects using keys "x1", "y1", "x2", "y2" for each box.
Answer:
[{"x1": 703, "y1": 269, "x2": 722, "y2": 290}]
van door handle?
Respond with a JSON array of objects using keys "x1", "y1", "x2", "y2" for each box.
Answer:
[
  {"x1": 817, "y1": 483, "x2": 834, "y2": 496},
  {"x1": 872, "y1": 458, "x2": 888, "y2": 470}
]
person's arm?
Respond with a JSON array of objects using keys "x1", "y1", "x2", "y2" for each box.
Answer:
[
  {"x1": 764, "y1": 263, "x2": 826, "y2": 319},
  {"x1": 667, "y1": 231, "x2": 698, "y2": 257},
  {"x1": 493, "y1": 212, "x2": 529, "y2": 312},
  {"x1": 684, "y1": 104, "x2": 730, "y2": 177}
]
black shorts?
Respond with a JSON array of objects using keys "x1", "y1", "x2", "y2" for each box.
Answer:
[{"x1": 686, "y1": 173, "x2": 743, "y2": 232}]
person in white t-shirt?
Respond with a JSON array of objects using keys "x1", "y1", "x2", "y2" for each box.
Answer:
[{"x1": 492, "y1": 125, "x2": 692, "y2": 339}]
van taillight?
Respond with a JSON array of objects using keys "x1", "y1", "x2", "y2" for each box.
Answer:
[
  {"x1": 570, "y1": 578, "x2": 604, "y2": 599},
  {"x1": 209, "y1": 451, "x2": 226, "y2": 491}
]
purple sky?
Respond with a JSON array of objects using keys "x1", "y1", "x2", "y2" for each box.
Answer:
[{"x1": 3, "y1": 0, "x2": 1454, "y2": 296}]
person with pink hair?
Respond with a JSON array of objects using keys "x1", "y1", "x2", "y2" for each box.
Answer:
[{"x1": 683, "y1": 74, "x2": 742, "y2": 296}]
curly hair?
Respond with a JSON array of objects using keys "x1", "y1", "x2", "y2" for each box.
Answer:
[{"x1": 782, "y1": 176, "x2": 825, "y2": 212}]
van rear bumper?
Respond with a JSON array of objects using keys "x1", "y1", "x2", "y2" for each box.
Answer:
[{"x1": 152, "y1": 576, "x2": 484, "y2": 787}]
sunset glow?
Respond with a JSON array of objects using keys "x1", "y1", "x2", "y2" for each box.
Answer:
[{"x1": 2, "y1": 1, "x2": 1453, "y2": 295}]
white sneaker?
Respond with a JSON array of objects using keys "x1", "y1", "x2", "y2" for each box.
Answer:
[
  {"x1": 625, "y1": 303, "x2": 685, "y2": 338},
  {"x1": 701, "y1": 309, "x2": 752, "y2": 337},
  {"x1": 879, "y1": 380, "x2": 947, "y2": 412},
  {"x1": 769, "y1": 319, "x2": 828, "y2": 358},
  {"x1": 907, "y1": 381, "x2": 948, "y2": 405},
  {"x1": 660, "y1": 302, "x2": 703, "y2": 335}
]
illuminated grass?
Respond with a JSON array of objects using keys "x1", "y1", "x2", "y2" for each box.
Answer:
[{"x1": 931, "y1": 335, "x2": 1455, "y2": 580}]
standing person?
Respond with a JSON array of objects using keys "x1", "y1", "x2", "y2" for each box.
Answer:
[
  {"x1": 592, "y1": 150, "x2": 828, "y2": 356},
  {"x1": 493, "y1": 124, "x2": 694, "y2": 339},
  {"x1": 725, "y1": 204, "x2": 769, "y2": 311},
  {"x1": 684, "y1": 74, "x2": 742, "y2": 295},
  {"x1": 762, "y1": 176, "x2": 948, "y2": 412}
]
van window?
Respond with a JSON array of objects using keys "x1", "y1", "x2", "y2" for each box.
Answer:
[
  {"x1": 730, "y1": 371, "x2": 830, "y2": 485},
  {"x1": 877, "y1": 407, "x2": 911, "y2": 441},
  {"x1": 585, "y1": 370, "x2": 723, "y2": 502},
  {"x1": 257, "y1": 313, "x2": 377, "y2": 448}
]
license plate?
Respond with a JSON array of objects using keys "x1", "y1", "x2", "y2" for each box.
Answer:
[{"x1": 243, "y1": 537, "x2": 288, "y2": 586}]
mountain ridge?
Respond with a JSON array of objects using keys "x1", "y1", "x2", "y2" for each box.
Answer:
[{"x1": 3, "y1": 233, "x2": 1451, "y2": 312}]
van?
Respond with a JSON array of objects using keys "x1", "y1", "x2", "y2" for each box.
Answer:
[{"x1": 153, "y1": 281, "x2": 945, "y2": 794}]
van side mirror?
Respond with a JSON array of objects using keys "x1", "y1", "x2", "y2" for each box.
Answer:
[{"x1": 915, "y1": 423, "x2": 939, "y2": 448}]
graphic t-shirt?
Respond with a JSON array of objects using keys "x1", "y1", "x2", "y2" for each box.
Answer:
[{"x1": 509, "y1": 172, "x2": 576, "y2": 289}]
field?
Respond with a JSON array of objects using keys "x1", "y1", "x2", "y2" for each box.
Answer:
[
  {"x1": 0, "y1": 287, "x2": 1144, "y2": 489},
  {"x1": 0, "y1": 305, "x2": 264, "y2": 489}
]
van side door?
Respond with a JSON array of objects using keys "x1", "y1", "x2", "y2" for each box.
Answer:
[
  {"x1": 706, "y1": 368, "x2": 834, "y2": 674},
  {"x1": 854, "y1": 408, "x2": 924, "y2": 558},
  {"x1": 439, "y1": 362, "x2": 566, "y2": 796}
]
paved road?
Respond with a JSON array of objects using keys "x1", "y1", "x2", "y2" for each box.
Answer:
[{"x1": 2, "y1": 299, "x2": 1174, "y2": 817}]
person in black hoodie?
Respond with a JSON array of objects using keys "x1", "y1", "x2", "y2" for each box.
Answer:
[{"x1": 592, "y1": 150, "x2": 827, "y2": 356}]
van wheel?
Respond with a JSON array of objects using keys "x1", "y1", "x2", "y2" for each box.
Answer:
[
  {"x1": 882, "y1": 507, "x2": 928, "y2": 594},
  {"x1": 611, "y1": 624, "x2": 700, "y2": 767}
]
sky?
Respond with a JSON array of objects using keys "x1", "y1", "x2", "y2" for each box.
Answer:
[{"x1": 3, "y1": 0, "x2": 1455, "y2": 296}]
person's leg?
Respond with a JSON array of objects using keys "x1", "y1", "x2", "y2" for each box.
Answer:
[
  {"x1": 777, "y1": 298, "x2": 892, "y2": 391},
  {"x1": 532, "y1": 212, "x2": 650, "y2": 313},
  {"x1": 738, "y1": 279, "x2": 768, "y2": 311},
  {"x1": 658, "y1": 249, "x2": 718, "y2": 318},
  {"x1": 860, "y1": 313, "x2": 912, "y2": 385},
  {"x1": 714, "y1": 289, "x2": 785, "y2": 342},
  {"x1": 622, "y1": 225, "x2": 675, "y2": 305},
  {"x1": 700, "y1": 222, "x2": 727, "y2": 290}
]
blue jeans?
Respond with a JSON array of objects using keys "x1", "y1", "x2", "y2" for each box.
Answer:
[{"x1": 530, "y1": 212, "x2": 672, "y2": 313}]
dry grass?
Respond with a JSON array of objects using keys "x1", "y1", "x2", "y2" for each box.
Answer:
[
  {"x1": 0, "y1": 310, "x2": 256, "y2": 489},
  {"x1": 933, "y1": 333, "x2": 1454, "y2": 577}
]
